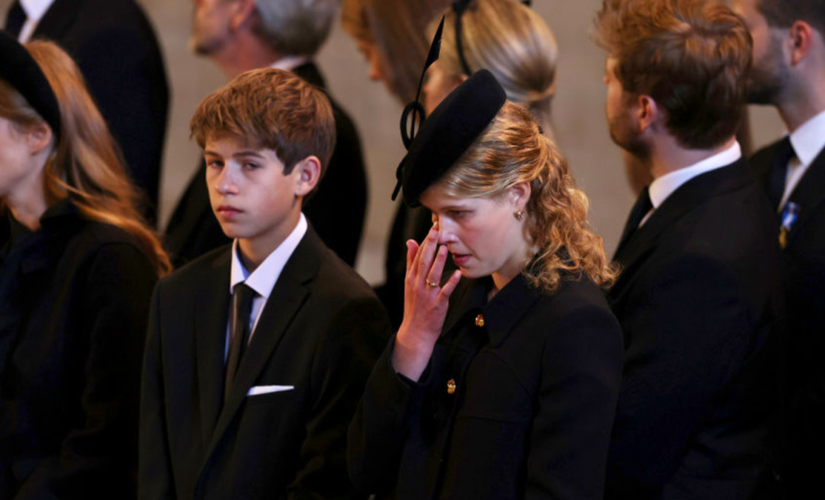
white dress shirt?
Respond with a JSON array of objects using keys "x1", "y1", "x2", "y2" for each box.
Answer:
[
  {"x1": 778, "y1": 110, "x2": 825, "y2": 211},
  {"x1": 270, "y1": 56, "x2": 309, "y2": 72},
  {"x1": 17, "y1": 0, "x2": 55, "y2": 43},
  {"x1": 227, "y1": 213, "x2": 308, "y2": 354},
  {"x1": 640, "y1": 141, "x2": 742, "y2": 227}
]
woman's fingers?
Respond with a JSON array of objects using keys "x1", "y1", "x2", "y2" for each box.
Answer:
[
  {"x1": 426, "y1": 245, "x2": 448, "y2": 288},
  {"x1": 405, "y1": 240, "x2": 419, "y2": 277},
  {"x1": 416, "y1": 226, "x2": 439, "y2": 279},
  {"x1": 438, "y1": 270, "x2": 463, "y2": 301}
]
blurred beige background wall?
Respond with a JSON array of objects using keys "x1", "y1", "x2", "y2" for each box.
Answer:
[{"x1": 1, "y1": 0, "x2": 786, "y2": 284}]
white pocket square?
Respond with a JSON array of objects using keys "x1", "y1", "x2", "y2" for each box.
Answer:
[{"x1": 247, "y1": 385, "x2": 294, "y2": 396}]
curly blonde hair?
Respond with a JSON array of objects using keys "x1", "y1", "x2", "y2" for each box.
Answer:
[{"x1": 437, "y1": 102, "x2": 617, "y2": 292}]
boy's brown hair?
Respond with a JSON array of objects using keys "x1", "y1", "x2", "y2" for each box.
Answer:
[
  {"x1": 593, "y1": 0, "x2": 752, "y2": 150},
  {"x1": 190, "y1": 68, "x2": 336, "y2": 180}
]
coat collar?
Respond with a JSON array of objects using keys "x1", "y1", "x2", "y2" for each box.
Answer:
[
  {"x1": 613, "y1": 158, "x2": 753, "y2": 282},
  {"x1": 443, "y1": 273, "x2": 542, "y2": 348},
  {"x1": 30, "y1": 0, "x2": 75, "y2": 40}
]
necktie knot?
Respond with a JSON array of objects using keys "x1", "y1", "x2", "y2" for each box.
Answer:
[
  {"x1": 224, "y1": 282, "x2": 256, "y2": 401},
  {"x1": 767, "y1": 136, "x2": 795, "y2": 210}
]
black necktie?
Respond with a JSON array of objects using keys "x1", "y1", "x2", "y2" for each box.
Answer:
[
  {"x1": 224, "y1": 283, "x2": 256, "y2": 401},
  {"x1": 767, "y1": 136, "x2": 795, "y2": 210},
  {"x1": 5, "y1": 2, "x2": 26, "y2": 38},
  {"x1": 616, "y1": 186, "x2": 653, "y2": 254}
]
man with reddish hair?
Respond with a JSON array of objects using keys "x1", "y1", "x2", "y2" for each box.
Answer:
[
  {"x1": 733, "y1": 0, "x2": 825, "y2": 497},
  {"x1": 594, "y1": 0, "x2": 783, "y2": 498}
]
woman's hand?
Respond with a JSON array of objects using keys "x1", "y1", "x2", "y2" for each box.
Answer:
[{"x1": 392, "y1": 223, "x2": 462, "y2": 381}]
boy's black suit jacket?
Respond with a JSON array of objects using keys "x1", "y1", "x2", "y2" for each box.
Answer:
[
  {"x1": 606, "y1": 159, "x2": 783, "y2": 500},
  {"x1": 6, "y1": 0, "x2": 169, "y2": 224},
  {"x1": 750, "y1": 140, "x2": 825, "y2": 498},
  {"x1": 139, "y1": 226, "x2": 390, "y2": 500},
  {"x1": 164, "y1": 62, "x2": 367, "y2": 268}
]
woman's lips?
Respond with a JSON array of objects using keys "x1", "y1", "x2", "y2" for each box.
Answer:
[{"x1": 451, "y1": 253, "x2": 471, "y2": 266}]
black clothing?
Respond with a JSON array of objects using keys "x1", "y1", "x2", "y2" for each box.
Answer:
[
  {"x1": 606, "y1": 159, "x2": 783, "y2": 500},
  {"x1": 165, "y1": 62, "x2": 367, "y2": 268},
  {"x1": 139, "y1": 227, "x2": 390, "y2": 500},
  {"x1": 0, "y1": 200, "x2": 157, "y2": 499},
  {"x1": 349, "y1": 273, "x2": 624, "y2": 500},
  {"x1": 6, "y1": 0, "x2": 170, "y2": 225},
  {"x1": 751, "y1": 140, "x2": 825, "y2": 499}
]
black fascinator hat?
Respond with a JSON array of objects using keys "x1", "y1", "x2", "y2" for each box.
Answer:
[{"x1": 0, "y1": 30, "x2": 61, "y2": 138}]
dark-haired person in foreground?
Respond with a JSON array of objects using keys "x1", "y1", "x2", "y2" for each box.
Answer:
[
  {"x1": 594, "y1": 0, "x2": 782, "y2": 498},
  {"x1": 733, "y1": 0, "x2": 825, "y2": 496},
  {"x1": 347, "y1": 70, "x2": 623, "y2": 500},
  {"x1": 139, "y1": 69, "x2": 389, "y2": 500}
]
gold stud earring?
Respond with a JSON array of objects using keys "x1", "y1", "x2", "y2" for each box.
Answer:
[{"x1": 514, "y1": 210, "x2": 525, "y2": 221}]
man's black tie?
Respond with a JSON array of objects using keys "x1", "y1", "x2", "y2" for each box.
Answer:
[
  {"x1": 767, "y1": 136, "x2": 795, "y2": 210},
  {"x1": 616, "y1": 186, "x2": 653, "y2": 254},
  {"x1": 5, "y1": 2, "x2": 26, "y2": 38},
  {"x1": 224, "y1": 283, "x2": 256, "y2": 401}
]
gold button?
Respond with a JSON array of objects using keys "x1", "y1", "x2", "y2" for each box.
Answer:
[
  {"x1": 447, "y1": 379, "x2": 456, "y2": 394},
  {"x1": 474, "y1": 314, "x2": 485, "y2": 327}
]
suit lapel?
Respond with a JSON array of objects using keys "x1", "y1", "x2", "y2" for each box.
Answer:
[
  {"x1": 785, "y1": 150, "x2": 825, "y2": 247},
  {"x1": 201, "y1": 228, "x2": 324, "y2": 463},
  {"x1": 194, "y1": 249, "x2": 232, "y2": 448},
  {"x1": 31, "y1": 0, "x2": 76, "y2": 41},
  {"x1": 613, "y1": 159, "x2": 751, "y2": 290}
]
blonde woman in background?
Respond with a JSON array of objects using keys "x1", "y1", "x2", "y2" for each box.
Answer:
[
  {"x1": 0, "y1": 33, "x2": 168, "y2": 499},
  {"x1": 425, "y1": 0, "x2": 560, "y2": 137}
]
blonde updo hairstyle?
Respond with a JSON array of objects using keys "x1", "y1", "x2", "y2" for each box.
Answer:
[
  {"x1": 439, "y1": 0, "x2": 559, "y2": 134},
  {"x1": 436, "y1": 102, "x2": 617, "y2": 292},
  {"x1": 0, "y1": 41, "x2": 170, "y2": 275},
  {"x1": 342, "y1": 0, "x2": 453, "y2": 103}
]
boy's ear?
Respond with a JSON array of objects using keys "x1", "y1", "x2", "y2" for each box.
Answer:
[{"x1": 292, "y1": 156, "x2": 322, "y2": 198}]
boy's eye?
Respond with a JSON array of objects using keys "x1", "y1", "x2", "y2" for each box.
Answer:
[
  {"x1": 206, "y1": 159, "x2": 223, "y2": 169},
  {"x1": 448, "y1": 210, "x2": 466, "y2": 219},
  {"x1": 243, "y1": 162, "x2": 260, "y2": 170}
]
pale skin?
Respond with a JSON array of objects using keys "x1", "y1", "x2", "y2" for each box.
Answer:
[
  {"x1": 391, "y1": 182, "x2": 533, "y2": 381},
  {"x1": 0, "y1": 120, "x2": 54, "y2": 231},
  {"x1": 205, "y1": 133, "x2": 320, "y2": 270}
]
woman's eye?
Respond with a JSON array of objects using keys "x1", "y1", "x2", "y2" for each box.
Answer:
[{"x1": 206, "y1": 159, "x2": 223, "y2": 169}]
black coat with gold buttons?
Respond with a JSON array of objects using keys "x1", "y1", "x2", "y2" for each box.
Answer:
[{"x1": 348, "y1": 272, "x2": 624, "y2": 500}]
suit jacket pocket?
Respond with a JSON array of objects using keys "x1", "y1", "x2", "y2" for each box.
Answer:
[{"x1": 245, "y1": 386, "x2": 296, "y2": 406}]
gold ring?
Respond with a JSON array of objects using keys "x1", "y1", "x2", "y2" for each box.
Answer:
[{"x1": 426, "y1": 279, "x2": 439, "y2": 288}]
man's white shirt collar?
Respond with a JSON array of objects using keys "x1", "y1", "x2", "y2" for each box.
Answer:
[
  {"x1": 18, "y1": 0, "x2": 55, "y2": 42},
  {"x1": 788, "y1": 109, "x2": 825, "y2": 167},
  {"x1": 229, "y1": 213, "x2": 308, "y2": 299},
  {"x1": 649, "y1": 141, "x2": 742, "y2": 209},
  {"x1": 269, "y1": 56, "x2": 310, "y2": 72}
]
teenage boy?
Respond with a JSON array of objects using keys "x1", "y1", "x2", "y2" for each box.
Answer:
[
  {"x1": 139, "y1": 68, "x2": 390, "y2": 500},
  {"x1": 594, "y1": 0, "x2": 783, "y2": 498}
]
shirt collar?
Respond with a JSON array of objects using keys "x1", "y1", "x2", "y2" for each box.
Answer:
[
  {"x1": 649, "y1": 141, "x2": 742, "y2": 209},
  {"x1": 229, "y1": 213, "x2": 308, "y2": 298},
  {"x1": 19, "y1": 0, "x2": 54, "y2": 21},
  {"x1": 269, "y1": 56, "x2": 310, "y2": 72},
  {"x1": 789, "y1": 109, "x2": 825, "y2": 167}
]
